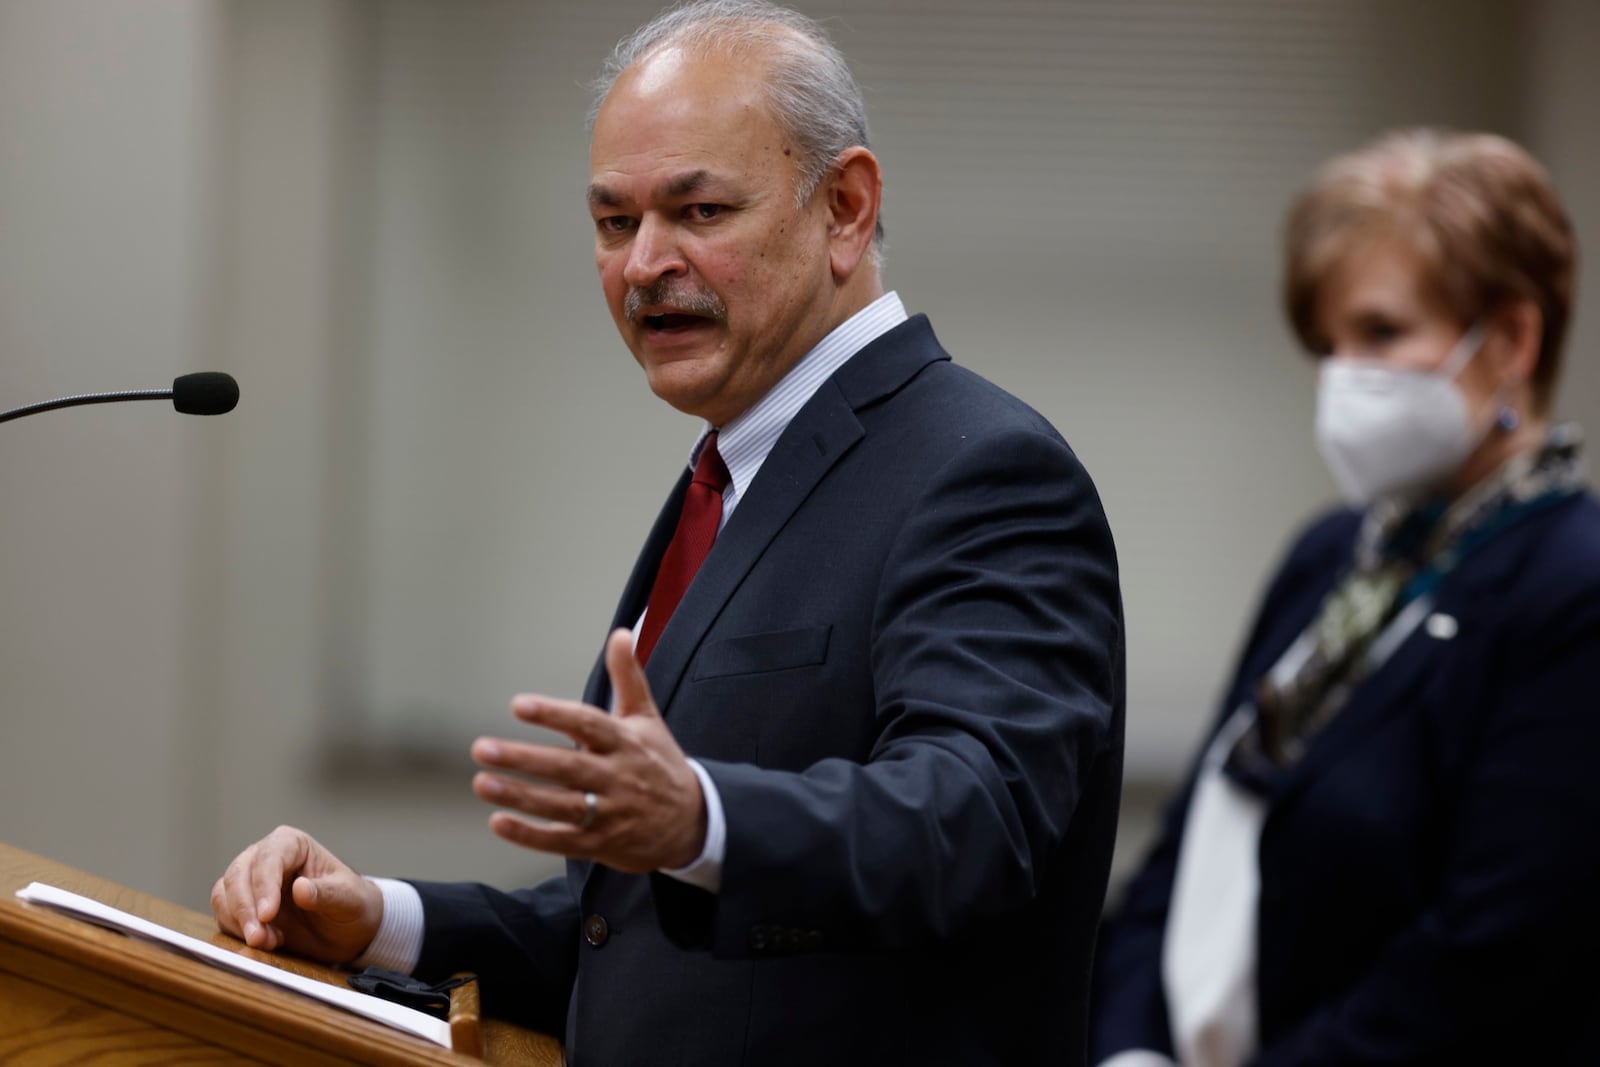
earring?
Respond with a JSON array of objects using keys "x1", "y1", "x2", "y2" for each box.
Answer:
[{"x1": 1497, "y1": 406, "x2": 1520, "y2": 432}]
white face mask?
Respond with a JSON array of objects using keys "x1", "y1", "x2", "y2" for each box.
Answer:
[{"x1": 1314, "y1": 324, "x2": 1487, "y2": 506}]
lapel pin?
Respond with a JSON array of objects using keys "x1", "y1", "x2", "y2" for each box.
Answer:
[{"x1": 1425, "y1": 613, "x2": 1459, "y2": 640}]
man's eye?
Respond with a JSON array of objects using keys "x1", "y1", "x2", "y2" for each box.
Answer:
[
  {"x1": 597, "y1": 216, "x2": 635, "y2": 235},
  {"x1": 688, "y1": 204, "x2": 723, "y2": 221}
]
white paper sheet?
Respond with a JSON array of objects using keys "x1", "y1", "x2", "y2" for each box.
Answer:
[{"x1": 14, "y1": 881, "x2": 452, "y2": 1049}]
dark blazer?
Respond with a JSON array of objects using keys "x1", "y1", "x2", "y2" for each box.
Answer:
[
  {"x1": 1093, "y1": 491, "x2": 1600, "y2": 1066},
  {"x1": 409, "y1": 315, "x2": 1125, "y2": 1066}
]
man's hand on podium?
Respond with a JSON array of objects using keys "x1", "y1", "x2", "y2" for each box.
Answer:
[{"x1": 211, "y1": 826, "x2": 382, "y2": 965}]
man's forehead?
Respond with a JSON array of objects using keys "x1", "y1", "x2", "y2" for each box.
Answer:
[
  {"x1": 587, "y1": 48, "x2": 797, "y2": 210},
  {"x1": 587, "y1": 168, "x2": 743, "y2": 209},
  {"x1": 590, "y1": 46, "x2": 778, "y2": 152}
]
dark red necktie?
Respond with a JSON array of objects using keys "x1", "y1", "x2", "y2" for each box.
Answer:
[{"x1": 635, "y1": 432, "x2": 731, "y2": 665}]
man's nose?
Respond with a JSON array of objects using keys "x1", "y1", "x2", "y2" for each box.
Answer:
[{"x1": 622, "y1": 216, "x2": 685, "y2": 288}]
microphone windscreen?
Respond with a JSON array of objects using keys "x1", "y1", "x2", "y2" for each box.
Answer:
[{"x1": 172, "y1": 372, "x2": 239, "y2": 416}]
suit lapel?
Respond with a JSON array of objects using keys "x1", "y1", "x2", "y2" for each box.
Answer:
[
  {"x1": 1268, "y1": 523, "x2": 1526, "y2": 808},
  {"x1": 1266, "y1": 618, "x2": 1441, "y2": 807},
  {"x1": 574, "y1": 408, "x2": 864, "y2": 904},
  {"x1": 642, "y1": 383, "x2": 864, "y2": 714},
  {"x1": 581, "y1": 467, "x2": 690, "y2": 709},
  {"x1": 638, "y1": 315, "x2": 950, "y2": 718}
]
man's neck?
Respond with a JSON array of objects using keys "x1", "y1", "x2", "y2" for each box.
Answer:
[{"x1": 829, "y1": 271, "x2": 885, "y2": 333}]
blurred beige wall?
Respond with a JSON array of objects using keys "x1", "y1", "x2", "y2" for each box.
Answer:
[
  {"x1": 0, "y1": 0, "x2": 223, "y2": 903},
  {"x1": 1, "y1": 0, "x2": 1596, "y2": 910}
]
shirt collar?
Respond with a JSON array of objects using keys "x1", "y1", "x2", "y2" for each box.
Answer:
[{"x1": 688, "y1": 291, "x2": 908, "y2": 512}]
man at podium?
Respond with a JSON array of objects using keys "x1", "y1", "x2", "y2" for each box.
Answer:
[{"x1": 211, "y1": 3, "x2": 1125, "y2": 1064}]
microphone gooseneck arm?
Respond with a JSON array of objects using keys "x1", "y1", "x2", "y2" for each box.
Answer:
[
  {"x1": 0, "y1": 388, "x2": 173, "y2": 425},
  {"x1": 0, "y1": 373, "x2": 238, "y2": 424}
]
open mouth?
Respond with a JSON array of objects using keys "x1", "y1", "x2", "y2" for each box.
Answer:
[{"x1": 643, "y1": 312, "x2": 710, "y2": 333}]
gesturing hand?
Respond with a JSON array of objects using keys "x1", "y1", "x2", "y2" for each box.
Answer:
[
  {"x1": 210, "y1": 825, "x2": 383, "y2": 965},
  {"x1": 471, "y1": 628, "x2": 708, "y2": 872}
]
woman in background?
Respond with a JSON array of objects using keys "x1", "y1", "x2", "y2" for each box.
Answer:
[{"x1": 1092, "y1": 129, "x2": 1600, "y2": 1066}]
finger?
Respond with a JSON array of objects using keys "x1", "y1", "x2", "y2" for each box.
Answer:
[
  {"x1": 471, "y1": 737, "x2": 608, "y2": 789},
  {"x1": 249, "y1": 828, "x2": 309, "y2": 923},
  {"x1": 508, "y1": 696, "x2": 624, "y2": 753},
  {"x1": 475, "y1": 770, "x2": 598, "y2": 826},
  {"x1": 605, "y1": 627, "x2": 658, "y2": 717},
  {"x1": 212, "y1": 876, "x2": 266, "y2": 947},
  {"x1": 291, "y1": 872, "x2": 366, "y2": 923},
  {"x1": 486, "y1": 809, "x2": 592, "y2": 859},
  {"x1": 219, "y1": 855, "x2": 268, "y2": 946},
  {"x1": 211, "y1": 875, "x2": 246, "y2": 938}
]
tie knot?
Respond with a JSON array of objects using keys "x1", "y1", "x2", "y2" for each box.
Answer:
[{"x1": 693, "y1": 432, "x2": 732, "y2": 493}]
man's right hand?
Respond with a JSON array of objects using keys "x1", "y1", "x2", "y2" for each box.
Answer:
[{"x1": 210, "y1": 826, "x2": 383, "y2": 965}]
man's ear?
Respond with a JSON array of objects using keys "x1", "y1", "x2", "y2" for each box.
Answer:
[
  {"x1": 1488, "y1": 297, "x2": 1544, "y2": 387},
  {"x1": 824, "y1": 146, "x2": 882, "y2": 281}
]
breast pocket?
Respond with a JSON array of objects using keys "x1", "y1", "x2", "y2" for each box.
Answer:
[{"x1": 691, "y1": 625, "x2": 832, "y2": 680}]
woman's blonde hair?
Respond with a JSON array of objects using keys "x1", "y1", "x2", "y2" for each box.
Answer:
[{"x1": 1284, "y1": 129, "x2": 1576, "y2": 413}]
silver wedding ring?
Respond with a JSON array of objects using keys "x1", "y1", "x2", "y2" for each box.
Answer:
[{"x1": 581, "y1": 790, "x2": 599, "y2": 830}]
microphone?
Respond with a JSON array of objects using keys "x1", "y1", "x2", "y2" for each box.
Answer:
[{"x1": 0, "y1": 372, "x2": 239, "y2": 425}]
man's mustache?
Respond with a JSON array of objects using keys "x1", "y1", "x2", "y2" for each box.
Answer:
[{"x1": 624, "y1": 280, "x2": 727, "y2": 323}]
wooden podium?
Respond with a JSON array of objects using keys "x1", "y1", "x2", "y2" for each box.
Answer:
[{"x1": 0, "y1": 843, "x2": 563, "y2": 1065}]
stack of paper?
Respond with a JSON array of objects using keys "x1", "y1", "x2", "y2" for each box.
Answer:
[{"x1": 14, "y1": 882, "x2": 452, "y2": 1049}]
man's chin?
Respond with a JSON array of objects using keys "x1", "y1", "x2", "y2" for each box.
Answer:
[{"x1": 642, "y1": 362, "x2": 727, "y2": 423}]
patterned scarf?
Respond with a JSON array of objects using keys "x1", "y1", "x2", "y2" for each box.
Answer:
[{"x1": 1225, "y1": 424, "x2": 1586, "y2": 787}]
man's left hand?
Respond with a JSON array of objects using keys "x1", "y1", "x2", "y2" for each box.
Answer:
[{"x1": 470, "y1": 628, "x2": 708, "y2": 872}]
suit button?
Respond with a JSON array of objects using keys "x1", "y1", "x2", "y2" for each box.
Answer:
[{"x1": 583, "y1": 914, "x2": 609, "y2": 948}]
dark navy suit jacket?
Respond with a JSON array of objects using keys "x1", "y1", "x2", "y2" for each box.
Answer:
[
  {"x1": 1093, "y1": 491, "x2": 1600, "y2": 1066},
  {"x1": 410, "y1": 316, "x2": 1126, "y2": 1066}
]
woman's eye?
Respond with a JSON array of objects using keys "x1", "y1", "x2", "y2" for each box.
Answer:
[{"x1": 1359, "y1": 319, "x2": 1402, "y2": 346}]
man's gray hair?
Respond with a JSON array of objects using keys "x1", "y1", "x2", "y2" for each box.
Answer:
[{"x1": 591, "y1": 0, "x2": 884, "y2": 251}]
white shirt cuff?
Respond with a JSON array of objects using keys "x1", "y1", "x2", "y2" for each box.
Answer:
[
  {"x1": 1097, "y1": 1053, "x2": 1180, "y2": 1067},
  {"x1": 660, "y1": 758, "x2": 725, "y2": 893},
  {"x1": 351, "y1": 877, "x2": 425, "y2": 974}
]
